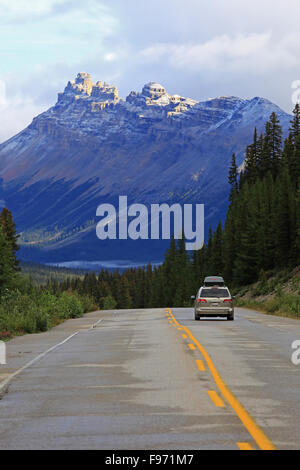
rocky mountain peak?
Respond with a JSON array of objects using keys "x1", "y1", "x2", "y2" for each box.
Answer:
[
  {"x1": 53, "y1": 73, "x2": 199, "y2": 126},
  {"x1": 0, "y1": 73, "x2": 292, "y2": 265},
  {"x1": 57, "y1": 73, "x2": 120, "y2": 107},
  {"x1": 142, "y1": 82, "x2": 167, "y2": 98}
]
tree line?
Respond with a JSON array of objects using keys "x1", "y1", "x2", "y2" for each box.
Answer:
[
  {"x1": 49, "y1": 105, "x2": 299, "y2": 308},
  {"x1": 0, "y1": 208, "x2": 19, "y2": 296}
]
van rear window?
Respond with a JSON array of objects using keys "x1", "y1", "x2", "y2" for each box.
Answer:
[{"x1": 200, "y1": 288, "x2": 230, "y2": 298}]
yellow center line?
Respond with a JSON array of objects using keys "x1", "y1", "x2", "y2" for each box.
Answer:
[
  {"x1": 188, "y1": 343, "x2": 196, "y2": 351},
  {"x1": 208, "y1": 390, "x2": 225, "y2": 408},
  {"x1": 196, "y1": 359, "x2": 206, "y2": 371},
  {"x1": 182, "y1": 334, "x2": 188, "y2": 339},
  {"x1": 168, "y1": 308, "x2": 276, "y2": 451},
  {"x1": 237, "y1": 442, "x2": 254, "y2": 451}
]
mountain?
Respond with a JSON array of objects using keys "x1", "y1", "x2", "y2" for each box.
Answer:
[{"x1": 0, "y1": 73, "x2": 292, "y2": 266}]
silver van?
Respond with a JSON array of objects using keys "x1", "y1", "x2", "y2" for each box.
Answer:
[{"x1": 192, "y1": 286, "x2": 234, "y2": 321}]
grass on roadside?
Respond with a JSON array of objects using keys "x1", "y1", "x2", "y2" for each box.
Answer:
[
  {"x1": 0, "y1": 277, "x2": 98, "y2": 340},
  {"x1": 234, "y1": 267, "x2": 300, "y2": 319},
  {"x1": 235, "y1": 293, "x2": 300, "y2": 319}
]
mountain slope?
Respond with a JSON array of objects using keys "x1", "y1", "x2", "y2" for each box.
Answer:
[{"x1": 0, "y1": 73, "x2": 292, "y2": 265}]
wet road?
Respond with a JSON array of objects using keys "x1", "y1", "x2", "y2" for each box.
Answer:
[{"x1": 0, "y1": 307, "x2": 299, "y2": 450}]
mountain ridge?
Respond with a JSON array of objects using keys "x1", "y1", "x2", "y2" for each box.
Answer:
[{"x1": 0, "y1": 73, "x2": 292, "y2": 265}]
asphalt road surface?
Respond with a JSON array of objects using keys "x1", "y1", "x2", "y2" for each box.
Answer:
[{"x1": 0, "y1": 307, "x2": 299, "y2": 450}]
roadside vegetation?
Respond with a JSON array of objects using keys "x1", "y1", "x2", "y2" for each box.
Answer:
[
  {"x1": 0, "y1": 209, "x2": 97, "y2": 340},
  {"x1": 233, "y1": 267, "x2": 300, "y2": 319}
]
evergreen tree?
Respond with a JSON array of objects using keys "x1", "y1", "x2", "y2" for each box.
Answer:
[
  {"x1": 0, "y1": 208, "x2": 20, "y2": 270},
  {"x1": 244, "y1": 128, "x2": 259, "y2": 184},
  {"x1": 0, "y1": 226, "x2": 16, "y2": 294},
  {"x1": 228, "y1": 153, "x2": 239, "y2": 202},
  {"x1": 174, "y1": 235, "x2": 191, "y2": 307},
  {"x1": 290, "y1": 103, "x2": 300, "y2": 143},
  {"x1": 269, "y1": 112, "x2": 283, "y2": 176},
  {"x1": 210, "y1": 221, "x2": 224, "y2": 275}
]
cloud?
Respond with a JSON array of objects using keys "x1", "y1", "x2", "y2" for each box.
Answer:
[
  {"x1": 139, "y1": 32, "x2": 299, "y2": 72},
  {"x1": 0, "y1": 0, "x2": 112, "y2": 23},
  {"x1": 0, "y1": 82, "x2": 44, "y2": 143},
  {"x1": 1, "y1": 0, "x2": 300, "y2": 142},
  {"x1": 0, "y1": 80, "x2": 7, "y2": 107}
]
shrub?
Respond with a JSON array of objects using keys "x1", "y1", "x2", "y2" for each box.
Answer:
[
  {"x1": 102, "y1": 295, "x2": 117, "y2": 310},
  {"x1": 58, "y1": 292, "x2": 84, "y2": 318},
  {"x1": 0, "y1": 287, "x2": 96, "y2": 338}
]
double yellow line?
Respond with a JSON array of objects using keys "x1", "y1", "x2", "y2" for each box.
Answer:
[{"x1": 166, "y1": 308, "x2": 276, "y2": 451}]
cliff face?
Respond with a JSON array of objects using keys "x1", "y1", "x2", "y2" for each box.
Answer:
[{"x1": 0, "y1": 73, "x2": 292, "y2": 264}]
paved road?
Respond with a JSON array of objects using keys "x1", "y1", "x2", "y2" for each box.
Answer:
[{"x1": 0, "y1": 307, "x2": 299, "y2": 450}]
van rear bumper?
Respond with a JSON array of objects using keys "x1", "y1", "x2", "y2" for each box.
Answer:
[{"x1": 196, "y1": 309, "x2": 233, "y2": 315}]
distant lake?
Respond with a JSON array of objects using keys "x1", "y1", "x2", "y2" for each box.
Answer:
[{"x1": 46, "y1": 260, "x2": 163, "y2": 270}]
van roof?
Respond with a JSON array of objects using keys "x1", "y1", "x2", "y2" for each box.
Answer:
[{"x1": 204, "y1": 276, "x2": 224, "y2": 282}]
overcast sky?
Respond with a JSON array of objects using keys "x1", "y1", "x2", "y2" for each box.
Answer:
[{"x1": 0, "y1": 0, "x2": 300, "y2": 142}]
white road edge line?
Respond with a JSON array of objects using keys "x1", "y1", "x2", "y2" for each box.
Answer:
[
  {"x1": 88, "y1": 318, "x2": 103, "y2": 330},
  {"x1": 0, "y1": 331, "x2": 79, "y2": 398},
  {"x1": 0, "y1": 317, "x2": 104, "y2": 398}
]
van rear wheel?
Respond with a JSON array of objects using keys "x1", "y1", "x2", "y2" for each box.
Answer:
[{"x1": 227, "y1": 314, "x2": 234, "y2": 321}]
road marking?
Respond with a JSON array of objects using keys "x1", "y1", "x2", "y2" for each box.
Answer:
[
  {"x1": 188, "y1": 343, "x2": 196, "y2": 351},
  {"x1": 168, "y1": 308, "x2": 276, "y2": 451},
  {"x1": 182, "y1": 334, "x2": 188, "y2": 339},
  {"x1": 88, "y1": 318, "x2": 103, "y2": 330},
  {"x1": 177, "y1": 327, "x2": 182, "y2": 331},
  {"x1": 237, "y1": 442, "x2": 254, "y2": 451},
  {"x1": 208, "y1": 390, "x2": 225, "y2": 407},
  {"x1": 196, "y1": 359, "x2": 206, "y2": 371},
  {"x1": 0, "y1": 316, "x2": 105, "y2": 399},
  {"x1": 0, "y1": 332, "x2": 79, "y2": 398}
]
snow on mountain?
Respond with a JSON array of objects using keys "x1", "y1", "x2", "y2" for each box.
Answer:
[{"x1": 0, "y1": 73, "x2": 292, "y2": 264}]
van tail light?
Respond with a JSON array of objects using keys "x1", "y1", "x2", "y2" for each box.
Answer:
[
  {"x1": 197, "y1": 298, "x2": 207, "y2": 303},
  {"x1": 223, "y1": 299, "x2": 232, "y2": 302}
]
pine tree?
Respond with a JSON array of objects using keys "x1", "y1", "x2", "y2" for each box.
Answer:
[
  {"x1": 291, "y1": 135, "x2": 300, "y2": 186},
  {"x1": 294, "y1": 182, "x2": 300, "y2": 265},
  {"x1": 0, "y1": 226, "x2": 16, "y2": 294},
  {"x1": 244, "y1": 128, "x2": 259, "y2": 184},
  {"x1": 274, "y1": 169, "x2": 292, "y2": 267},
  {"x1": 210, "y1": 221, "x2": 224, "y2": 275},
  {"x1": 174, "y1": 235, "x2": 191, "y2": 307},
  {"x1": 222, "y1": 206, "x2": 236, "y2": 284},
  {"x1": 228, "y1": 153, "x2": 239, "y2": 202},
  {"x1": 269, "y1": 112, "x2": 283, "y2": 176},
  {"x1": 290, "y1": 103, "x2": 300, "y2": 143},
  {"x1": 162, "y1": 235, "x2": 178, "y2": 306},
  {"x1": 232, "y1": 184, "x2": 259, "y2": 285},
  {"x1": 0, "y1": 208, "x2": 20, "y2": 270}
]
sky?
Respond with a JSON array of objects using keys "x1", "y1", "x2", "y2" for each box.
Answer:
[{"x1": 1, "y1": 0, "x2": 300, "y2": 142}]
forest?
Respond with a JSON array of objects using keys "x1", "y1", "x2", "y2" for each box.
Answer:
[
  {"x1": 0, "y1": 105, "x2": 299, "y2": 338},
  {"x1": 46, "y1": 105, "x2": 300, "y2": 311}
]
